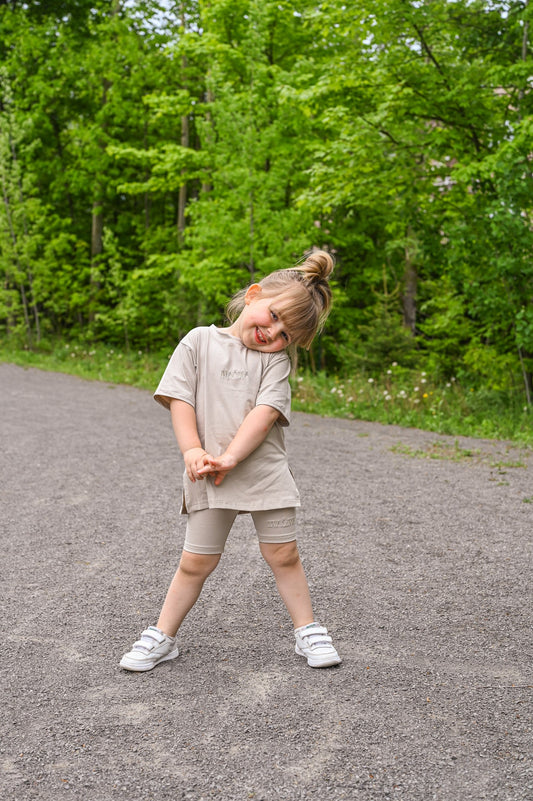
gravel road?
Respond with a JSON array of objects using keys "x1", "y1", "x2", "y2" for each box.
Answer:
[{"x1": 1, "y1": 362, "x2": 532, "y2": 801}]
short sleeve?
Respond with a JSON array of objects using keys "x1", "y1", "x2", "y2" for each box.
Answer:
[
  {"x1": 153, "y1": 337, "x2": 197, "y2": 410},
  {"x1": 255, "y1": 353, "x2": 291, "y2": 426}
]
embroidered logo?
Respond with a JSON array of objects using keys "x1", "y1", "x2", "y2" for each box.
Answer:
[
  {"x1": 220, "y1": 369, "x2": 248, "y2": 381},
  {"x1": 266, "y1": 517, "x2": 295, "y2": 529}
]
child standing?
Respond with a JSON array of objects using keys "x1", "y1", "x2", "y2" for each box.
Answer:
[{"x1": 120, "y1": 250, "x2": 341, "y2": 671}]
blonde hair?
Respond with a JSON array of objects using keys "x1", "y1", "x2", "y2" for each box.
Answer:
[{"x1": 226, "y1": 250, "x2": 334, "y2": 351}]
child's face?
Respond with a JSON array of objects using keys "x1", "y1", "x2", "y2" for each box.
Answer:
[{"x1": 238, "y1": 287, "x2": 292, "y2": 353}]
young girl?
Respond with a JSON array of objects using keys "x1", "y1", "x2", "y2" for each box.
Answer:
[{"x1": 120, "y1": 250, "x2": 341, "y2": 671}]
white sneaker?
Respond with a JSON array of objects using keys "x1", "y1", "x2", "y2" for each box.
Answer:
[
  {"x1": 120, "y1": 626, "x2": 179, "y2": 672},
  {"x1": 294, "y1": 622, "x2": 342, "y2": 667}
]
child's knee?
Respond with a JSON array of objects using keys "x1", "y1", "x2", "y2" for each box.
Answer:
[
  {"x1": 261, "y1": 540, "x2": 300, "y2": 571},
  {"x1": 179, "y1": 550, "x2": 221, "y2": 579}
]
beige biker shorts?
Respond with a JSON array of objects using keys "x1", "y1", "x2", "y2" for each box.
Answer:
[{"x1": 184, "y1": 507, "x2": 297, "y2": 555}]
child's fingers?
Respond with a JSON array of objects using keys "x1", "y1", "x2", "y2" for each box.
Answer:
[{"x1": 197, "y1": 463, "x2": 217, "y2": 475}]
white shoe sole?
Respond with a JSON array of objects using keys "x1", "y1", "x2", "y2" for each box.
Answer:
[
  {"x1": 295, "y1": 644, "x2": 342, "y2": 668},
  {"x1": 120, "y1": 647, "x2": 180, "y2": 672}
]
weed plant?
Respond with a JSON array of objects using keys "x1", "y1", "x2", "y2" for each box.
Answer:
[{"x1": 1, "y1": 341, "x2": 531, "y2": 445}]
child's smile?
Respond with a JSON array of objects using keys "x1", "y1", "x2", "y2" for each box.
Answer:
[{"x1": 228, "y1": 289, "x2": 292, "y2": 353}]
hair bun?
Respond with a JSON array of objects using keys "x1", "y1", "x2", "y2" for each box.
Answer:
[{"x1": 300, "y1": 249, "x2": 334, "y2": 283}]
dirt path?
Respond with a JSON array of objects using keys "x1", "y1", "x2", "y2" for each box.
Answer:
[{"x1": 1, "y1": 363, "x2": 532, "y2": 800}]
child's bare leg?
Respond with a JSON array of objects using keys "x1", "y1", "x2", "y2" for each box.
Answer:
[
  {"x1": 259, "y1": 541, "x2": 314, "y2": 628},
  {"x1": 157, "y1": 551, "x2": 221, "y2": 637}
]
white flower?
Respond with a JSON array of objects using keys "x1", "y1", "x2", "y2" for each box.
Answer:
[
  {"x1": 421, "y1": 378, "x2": 427, "y2": 384},
  {"x1": 387, "y1": 370, "x2": 392, "y2": 375},
  {"x1": 385, "y1": 394, "x2": 392, "y2": 401},
  {"x1": 368, "y1": 378, "x2": 374, "y2": 384},
  {"x1": 414, "y1": 386, "x2": 419, "y2": 392},
  {"x1": 414, "y1": 399, "x2": 420, "y2": 404}
]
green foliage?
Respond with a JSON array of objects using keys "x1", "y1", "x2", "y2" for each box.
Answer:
[{"x1": 1, "y1": 0, "x2": 533, "y2": 420}]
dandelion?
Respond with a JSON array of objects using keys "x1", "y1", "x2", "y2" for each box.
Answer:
[
  {"x1": 385, "y1": 394, "x2": 392, "y2": 401},
  {"x1": 421, "y1": 378, "x2": 427, "y2": 384},
  {"x1": 387, "y1": 370, "x2": 392, "y2": 375},
  {"x1": 368, "y1": 378, "x2": 374, "y2": 384},
  {"x1": 414, "y1": 386, "x2": 419, "y2": 392},
  {"x1": 331, "y1": 387, "x2": 337, "y2": 394},
  {"x1": 413, "y1": 399, "x2": 420, "y2": 404},
  {"x1": 138, "y1": 350, "x2": 143, "y2": 356},
  {"x1": 297, "y1": 376, "x2": 304, "y2": 383},
  {"x1": 392, "y1": 362, "x2": 398, "y2": 367},
  {"x1": 423, "y1": 393, "x2": 428, "y2": 399},
  {"x1": 421, "y1": 371, "x2": 426, "y2": 377},
  {"x1": 446, "y1": 382, "x2": 451, "y2": 388}
]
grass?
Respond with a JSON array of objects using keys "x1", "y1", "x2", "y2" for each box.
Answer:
[
  {"x1": 291, "y1": 364, "x2": 532, "y2": 446},
  {"x1": 1, "y1": 339, "x2": 532, "y2": 446},
  {"x1": 390, "y1": 440, "x2": 528, "y2": 466}
]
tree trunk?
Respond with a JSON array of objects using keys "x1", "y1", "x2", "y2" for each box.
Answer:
[
  {"x1": 518, "y1": 346, "x2": 532, "y2": 407},
  {"x1": 89, "y1": 199, "x2": 104, "y2": 322},
  {"x1": 1, "y1": 167, "x2": 32, "y2": 342},
  {"x1": 177, "y1": 2, "x2": 189, "y2": 246},
  {"x1": 178, "y1": 111, "x2": 189, "y2": 245},
  {"x1": 402, "y1": 231, "x2": 417, "y2": 334}
]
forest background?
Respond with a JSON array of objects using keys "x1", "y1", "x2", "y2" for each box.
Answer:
[{"x1": 1, "y1": 0, "x2": 533, "y2": 443}]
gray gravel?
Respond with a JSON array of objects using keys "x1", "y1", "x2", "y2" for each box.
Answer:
[{"x1": 1, "y1": 362, "x2": 532, "y2": 801}]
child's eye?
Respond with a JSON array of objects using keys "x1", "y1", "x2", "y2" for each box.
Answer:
[{"x1": 271, "y1": 309, "x2": 290, "y2": 342}]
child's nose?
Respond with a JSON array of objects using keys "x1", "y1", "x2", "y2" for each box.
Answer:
[{"x1": 268, "y1": 322, "x2": 283, "y2": 339}]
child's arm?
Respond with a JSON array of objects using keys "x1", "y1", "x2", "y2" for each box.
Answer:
[
  {"x1": 169, "y1": 399, "x2": 209, "y2": 483},
  {"x1": 198, "y1": 404, "x2": 280, "y2": 486}
]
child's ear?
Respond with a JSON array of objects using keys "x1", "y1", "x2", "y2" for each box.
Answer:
[{"x1": 244, "y1": 284, "x2": 262, "y2": 304}]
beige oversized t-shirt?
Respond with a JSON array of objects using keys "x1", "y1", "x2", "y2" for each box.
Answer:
[{"x1": 154, "y1": 325, "x2": 300, "y2": 513}]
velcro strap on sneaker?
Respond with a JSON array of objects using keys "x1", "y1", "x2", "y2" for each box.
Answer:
[
  {"x1": 141, "y1": 627, "x2": 165, "y2": 644},
  {"x1": 301, "y1": 625, "x2": 328, "y2": 638}
]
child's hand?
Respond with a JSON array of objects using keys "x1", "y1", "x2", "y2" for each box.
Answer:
[
  {"x1": 183, "y1": 447, "x2": 209, "y2": 482},
  {"x1": 197, "y1": 453, "x2": 238, "y2": 486}
]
